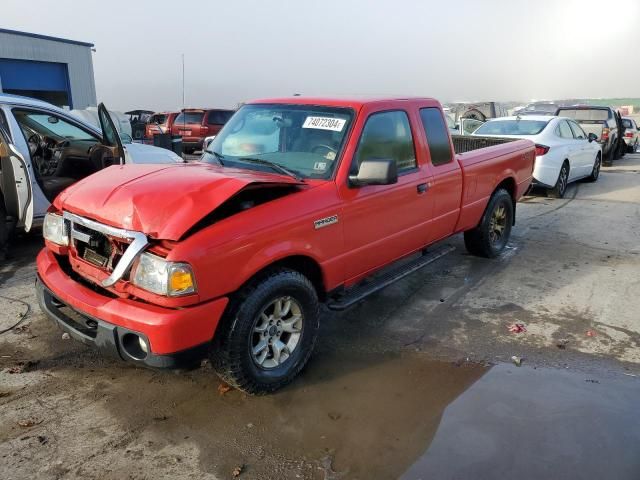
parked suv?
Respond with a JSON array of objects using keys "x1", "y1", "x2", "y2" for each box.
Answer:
[
  {"x1": 171, "y1": 108, "x2": 234, "y2": 153},
  {"x1": 145, "y1": 112, "x2": 179, "y2": 140},
  {"x1": 622, "y1": 117, "x2": 639, "y2": 153},
  {"x1": 555, "y1": 106, "x2": 623, "y2": 165}
]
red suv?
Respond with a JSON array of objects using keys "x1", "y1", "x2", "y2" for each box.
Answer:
[
  {"x1": 171, "y1": 109, "x2": 235, "y2": 153},
  {"x1": 145, "y1": 112, "x2": 179, "y2": 140}
]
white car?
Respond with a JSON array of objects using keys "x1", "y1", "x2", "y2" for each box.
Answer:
[
  {"x1": 0, "y1": 94, "x2": 182, "y2": 237},
  {"x1": 473, "y1": 115, "x2": 602, "y2": 198},
  {"x1": 622, "y1": 117, "x2": 639, "y2": 153}
]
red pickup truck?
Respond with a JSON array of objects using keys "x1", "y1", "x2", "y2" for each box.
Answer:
[{"x1": 36, "y1": 97, "x2": 534, "y2": 394}]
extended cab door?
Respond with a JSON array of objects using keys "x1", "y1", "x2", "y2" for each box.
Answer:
[
  {"x1": 0, "y1": 125, "x2": 33, "y2": 231},
  {"x1": 418, "y1": 107, "x2": 463, "y2": 243},
  {"x1": 98, "y1": 103, "x2": 125, "y2": 165},
  {"x1": 338, "y1": 108, "x2": 434, "y2": 282}
]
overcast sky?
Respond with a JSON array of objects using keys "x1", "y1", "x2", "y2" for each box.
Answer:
[{"x1": 2, "y1": 0, "x2": 639, "y2": 111}]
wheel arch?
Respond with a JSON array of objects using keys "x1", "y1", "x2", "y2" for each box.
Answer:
[{"x1": 238, "y1": 254, "x2": 327, "y2": 301}]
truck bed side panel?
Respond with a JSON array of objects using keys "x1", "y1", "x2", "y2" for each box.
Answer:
[{"x1": 455, "y1": 139, "x2": 534, "y2": 232}]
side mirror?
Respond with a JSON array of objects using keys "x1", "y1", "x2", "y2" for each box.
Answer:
[
  {"x1": 588, "y1": 133, "x2": 598, "y2": 143},
  {"x1": 349, "y1": 159, "x2": 398, "y2": 187}
]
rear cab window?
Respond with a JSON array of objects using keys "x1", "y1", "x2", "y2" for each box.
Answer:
[
  {"x1": 419, "y1": 108, "x2": 453, "y2": 166},
  {"x1": 558, "y1": 109, "x2": 610, "y2": 122},
  {"x1": 174, "y1": 111, "x2": 204, "y2": 124},
  {"x1": 353, "y1": 110, "x2": 416, "y2": 174}
]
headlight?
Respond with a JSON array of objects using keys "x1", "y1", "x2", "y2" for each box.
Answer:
[
  {"x1": 131, "y1": 253, "x2": 196, "y2": 296},
  {"x1": 43, "y1": 213, "x2": 68, "y2": 246}
]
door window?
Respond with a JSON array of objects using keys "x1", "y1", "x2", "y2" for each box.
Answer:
[
  {"x1": 568, "y1": 121, "x2": 586, "y2": 139},
  {"x1": 557, "y1": 120, "x2": 574, "y2": 139},
  {"x1": 353, "y1": 111, "x2": 416, "y2": 174},
  {"x1": 419, "y1": 108, "x2": 453, "y2": 166}
]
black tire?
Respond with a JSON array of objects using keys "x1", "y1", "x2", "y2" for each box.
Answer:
[
  {"x1": 603, "y1": 147, "x2": 614, "y2": 167},
  {"x1": 464, "y1": 188, "x2": 514, "y2": 258},
  {"x1": 210, "y1": 269, "x2": 320, "y2": 395},
  {"x1": 547, "y1": 162, "x2": 569, "y2": 198},
  {"x1": 585, "y1": 154, "x2": 601, "y2": 182},
  {"x1": 613, "y1": 138, "x2": 622, "y2": 160},
  {"x1": 628, "y1": 141, "x2": 638, "y2": 154}
]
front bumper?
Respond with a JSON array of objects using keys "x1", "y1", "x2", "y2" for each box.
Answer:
[{"x1": 36, "y1": 248, "x2": 229, "y2": 368}]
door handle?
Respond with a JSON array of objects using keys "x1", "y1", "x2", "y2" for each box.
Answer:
[{"x1": 417, "y1": 183, "x2": 428, "y2": 194}]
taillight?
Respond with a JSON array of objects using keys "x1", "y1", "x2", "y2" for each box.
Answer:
[
  {"x1": 601, "y1": 127, "x2": 610, "y2": 141},
  {"x1": 625, "y1": 131, "x2": 633, "y2": 138},
  {"x1": 535, "y1": 144, "x2": 550, "y2": 156}
]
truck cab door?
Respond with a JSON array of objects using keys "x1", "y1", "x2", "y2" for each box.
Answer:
[
  {"x1": 0, "y1": 126, "x2": 33, "y2": 231},
  {"x1": 98, "y1": 103, "x2": 125, "y2": 165}
]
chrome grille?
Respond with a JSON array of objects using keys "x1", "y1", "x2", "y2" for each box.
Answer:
[{"x1": 63, "y1": 212, "x2": 148, "y2": 287}]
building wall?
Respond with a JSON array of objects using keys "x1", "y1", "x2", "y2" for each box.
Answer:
[{"x1": 0, "y1": 31, "x2": 96, "y2": 109}]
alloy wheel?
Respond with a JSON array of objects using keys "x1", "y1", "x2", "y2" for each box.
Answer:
[
  {"x1": 488, "y1": 203, "x2": 507, "y2": 247},
  {"x1": 250, "y1": 296, "x2": 303, "y2": 369}
]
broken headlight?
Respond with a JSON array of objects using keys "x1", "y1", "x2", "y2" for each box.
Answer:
[
  {"x1": 130, "y1": 253, "x2": 196, "y2": 297},
  {"x1": 43, "y1": 213, "x2": 68, "y2": 246}
]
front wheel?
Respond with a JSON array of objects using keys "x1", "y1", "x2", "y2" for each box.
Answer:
[
  {"x1": 464, "y1": 188, "x2": 514, "y2": 258},
  {"x1": 210, "y1": 269, "x2": 320, "y2": 395},
  {"x1": 547, "y1": 162, "x2": 569, "y2": 198}
]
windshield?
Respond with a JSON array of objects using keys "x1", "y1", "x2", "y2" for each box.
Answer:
[
  {"x1": 174, "y1": 111, "x2": 204, "y2": 124},
  {"x1": 622, "y1": 119, "x2": 633, "y2": 129},
  {"x1": 202, "y1": 104, "x2": 354, "y2": 180},
  {"x1": 474, "y1": 119, "x2": 549, "y2": 136}
]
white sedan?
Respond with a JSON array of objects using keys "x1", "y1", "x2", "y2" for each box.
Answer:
[{"x1": 472, "y1": 115, "x2": 602, "y2": 198}]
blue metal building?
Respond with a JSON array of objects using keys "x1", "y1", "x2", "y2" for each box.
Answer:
[{"x1": 0, "y1": 28, "x2": 96, "y2": 109}]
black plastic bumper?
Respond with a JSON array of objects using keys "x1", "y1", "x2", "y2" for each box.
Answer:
[{"x1": 36, "y1": 276, "x2": 207, "y2": 369}]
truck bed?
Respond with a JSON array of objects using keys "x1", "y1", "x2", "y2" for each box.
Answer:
[{"x1": 452, "y1": 136, "x2": 535, "y2": 233}]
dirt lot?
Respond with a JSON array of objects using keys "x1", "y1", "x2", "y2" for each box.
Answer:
[{"x1": 1, "y1": 154, "x2": 640, "y2": 479}]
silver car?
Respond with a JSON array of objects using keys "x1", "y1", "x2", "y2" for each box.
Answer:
[
  {"x1": 622, "y1": 117, "x2": 639, "y2": 153},
  {"x1": 0, "y1": 94, "x2": 182, "y2": 240}
]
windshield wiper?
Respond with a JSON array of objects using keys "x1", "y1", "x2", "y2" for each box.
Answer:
[
  {"x1": 204, "y1": 149, "x2": 225, "y2": 165},
  {"x1": 237, "y1": 157, "x2": 304, "y2": 182}
]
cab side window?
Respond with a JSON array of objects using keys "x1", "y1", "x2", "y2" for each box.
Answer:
[
  {"x1": 419, "y1": 108, "x2": 453, "y2": 166},
  {"x1": 353, "y1": 111, "x2": 416, "y2": 174}
]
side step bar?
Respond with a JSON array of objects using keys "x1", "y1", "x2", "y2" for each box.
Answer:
[{"x1": 326, "y1": 244, "x2": 455, "y2": 311}]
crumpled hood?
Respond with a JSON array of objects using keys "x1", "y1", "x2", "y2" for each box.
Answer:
[{"x1": 54, "y1": 163, "x2": 303, "y2": 240}]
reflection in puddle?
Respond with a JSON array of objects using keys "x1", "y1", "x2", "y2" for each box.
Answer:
[{"x1": 100, "y1": 352, "x2": 487, "y2": 479}]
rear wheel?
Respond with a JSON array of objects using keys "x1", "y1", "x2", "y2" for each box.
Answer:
[
  {"x1": 585, "y1": 154, "x2": 601, "y2": 182},
  {"x1": 210, "y1": 269, "x2": 320, "y2": 395},
  {"x1": 464, "y1": 188, "x2": 514, "y2": 258},
  {"x1": 547, "y1": 162, "x2": 569, "y2": 198}
]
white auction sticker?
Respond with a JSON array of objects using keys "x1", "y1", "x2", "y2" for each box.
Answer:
[{"x1": 303, "y1": 116, "x2": 346, "y2": 132}]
